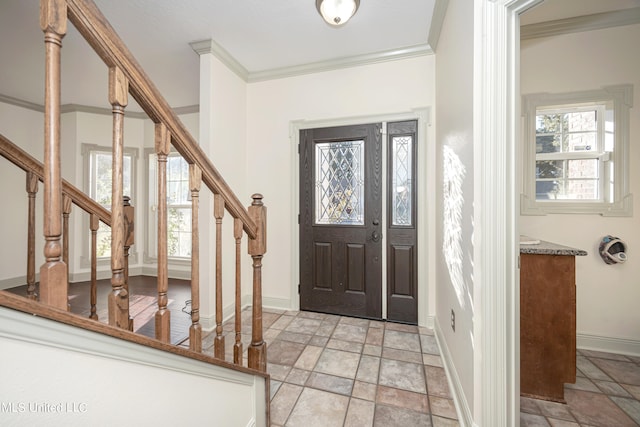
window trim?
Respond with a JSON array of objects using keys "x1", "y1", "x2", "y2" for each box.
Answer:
[
  {"x1": 145, "y1": 149, "x2": 193, "y2": 264},
  {"x1": 521, "y1": 85, "x2": 633, "y2": 216},
  {"x1": 80, "y1": 143, "x2": 139, "y2": 268}
]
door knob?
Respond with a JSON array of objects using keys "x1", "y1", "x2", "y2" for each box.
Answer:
[
  {"x1": 371, "y1": 231, "x2": 381, "y2": 242},
  {"x1": 373, "y1": 219, "x2": 380, "y2": 226}
]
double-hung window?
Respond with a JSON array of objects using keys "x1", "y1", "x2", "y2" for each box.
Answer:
[
  {"x1": 83, "y1": 143, "x2": 138, "y2": 261},
  {"x1": 521, "y1": 85, "x2": 633, "y2": 216},
  {"x1": 147, "y1": 152, "x2": 192, "y2": 260}
]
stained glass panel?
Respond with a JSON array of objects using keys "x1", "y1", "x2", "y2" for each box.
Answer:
[
  {"x1": 315, "y1": 140, "x2": 365, "y2": 225},
  {"x1": 392, "y1": 135, "x2": 412, "y2": 226}
]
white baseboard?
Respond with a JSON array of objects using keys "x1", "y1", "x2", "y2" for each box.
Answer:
[
  {"x1": 577, "y1": 332, "x2": 640, "y2": 357},
  {"x1": 263, "y1": 296, "x2": 294, "y2": 312},
  {"x1": 434, "y1": 316, "x2": 474, "y2": 427},
  {"x1": 0, "y1": 275, "x2": 30, "y2": 291}
]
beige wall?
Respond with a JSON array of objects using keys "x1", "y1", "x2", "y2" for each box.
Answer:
[
  {"x1": 246, "y1": 55, "x2": 436, "y2": 311},
  {"x1": 520, "y1": 23, "x2": 640, "y2": 350},
  {"x1": 434, "y1": 0, "x2": 476, "y2": 415}
]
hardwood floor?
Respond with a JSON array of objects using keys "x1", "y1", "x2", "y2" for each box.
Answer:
[{"x1": 7, "y1": 275, "x2": 193, "y2": 345}]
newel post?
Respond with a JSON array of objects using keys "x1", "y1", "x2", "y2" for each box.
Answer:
[
  {"x1": 39, "y1": 0, "x2": 68, "y2": 310},
  {"x1": 248, "y1": 194, "x2": 267, "y2": 372}
]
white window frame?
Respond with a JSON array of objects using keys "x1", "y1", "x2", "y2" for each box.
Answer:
[
  {"x1": 521, "y1": 85, "x2": 633, "y2": 216},
  {"x1": 146, "y1": 150, "x2": 192, "y2": 263},
  {"x1": 80, "y1": 143, "x2": 139, "y2": 268}
]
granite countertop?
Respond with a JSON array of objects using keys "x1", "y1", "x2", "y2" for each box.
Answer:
[{"x1": 519, "y1": 236, "x2": 588, "y2": 256}]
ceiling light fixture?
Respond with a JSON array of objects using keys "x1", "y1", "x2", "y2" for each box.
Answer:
[{"x1": 316, "y1": 0, "x2": 360, "y2": 27}]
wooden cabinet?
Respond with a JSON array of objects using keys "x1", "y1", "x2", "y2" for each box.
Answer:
[{"x1": 520, "y1": 253, "x2": 577, "y2": 402}]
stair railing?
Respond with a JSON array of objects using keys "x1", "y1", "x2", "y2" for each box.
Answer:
[
  {"x1": 37, "y1": 0, "x2": 267, "y2": 371},
  {"x1": 0, "y1": 134, "x2": 117, "y2": 321}
]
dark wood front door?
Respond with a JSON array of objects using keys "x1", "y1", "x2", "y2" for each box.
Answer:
[{"x1": 299, "y1": 123, "x2": 383, "y2": 319}]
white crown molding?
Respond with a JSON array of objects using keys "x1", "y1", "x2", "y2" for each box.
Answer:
[
  {"x1": 190, "y1": 39, "x2": 250, "y2": 81},
  {"x1": 0, "y1": 93, "x2": 44, "y2": 112},
  {"x1": 427, "y1": 0, "x2": 449, "y2": 53},
  {"x1": 247, "y1": 44, "x2": 433, "y2": 83},
  {"x1": 0, "y1": 94, "x2": 198, "y2": 118},
  {"x1": 191, "y1": 39, "x2": 433, "y2": 83},
  {"x1": 521, "y1": 7, "x2": 640, "y2": 40}
]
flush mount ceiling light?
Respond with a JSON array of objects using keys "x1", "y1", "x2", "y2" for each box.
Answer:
[{"x1": 316, "y1": 0, "x2": 360, "y2": 26}]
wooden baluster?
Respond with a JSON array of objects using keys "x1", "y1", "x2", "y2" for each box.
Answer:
[
  {"x1": 248, "y1": 194, "x2": 267, "y2": 372},
  {"x1": 155, "y1": 122, "x2": 171, "y2": 343},
  {"x1": 123, "y1": 196, "x2": 135, "y2": 331},
  {"x1": 234, "y1": 218, "x2": 243, "y2": 365},
  {"x1": 89, "y1": 214, "x2": 99, "y2": 320},
  {"x1": 39, "y1": 0, "x2": 68, "y2": 310},
  {"x1": 107, "y1": 66, "x2": 130, "y2": 329},
  {"x1": 62, "y1": 194, "x2": 72, "y2": 280},
  {"x1": 26, "y1": 172, "x2": 39, "y2": 300},
  {"x1": 189, "y1": 164, "x2": 202, "y2": 352},
  {"x1": 214, "y1": 193, "x2": 225, "y2": 359}
]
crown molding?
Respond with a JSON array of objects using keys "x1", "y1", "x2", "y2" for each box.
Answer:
[
  {"x1": 427, "y1": 0, "x2": 449, "y2": 53},
  {"x1": 190, "y1": 39, "x2": 250, "y2": 81},
  {"x1": 521, "y1": 7, "x2": 640, "y2": 40},
  {"x1": 247, "y1": 44, "x2": 433, "y2": 83},
  {"x1": 192, "y1": 38, "x2": 433, "y2": 84},
  {"x1": 0, "y1": 94, "x2": 44, "y2": 113},
  {"x1": 0, "y1": 94, "x2": 197, "y2": 118}
]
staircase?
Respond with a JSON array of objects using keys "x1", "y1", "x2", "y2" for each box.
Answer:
[{"x1": 0, "y1": 0, "x2": 269, "y2": 424}]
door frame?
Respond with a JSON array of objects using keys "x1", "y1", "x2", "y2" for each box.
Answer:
[{"x1": 289, "y1": 107, "x2": 434, "y2": 326}]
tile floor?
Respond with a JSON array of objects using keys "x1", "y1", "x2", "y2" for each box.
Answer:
[
  {"x1": 204, "y1": 308, "x2": 640, "y2": 427},
  {"x1": 521, "y1": 349, "x2": 640, "y2": 427},
  {"x1": 208, "y1": 308, "x2": 460, "y2": 427}
]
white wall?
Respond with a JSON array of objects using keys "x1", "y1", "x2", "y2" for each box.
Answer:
[
  {"x1": 246, "y1": 56, "x2": 435, "y2": 313},
  {"x1": 520, "y1": 23, "x2": 640, "y2": 352},
  {"x1": 0, "y1": 306, "x2": 267, "y2": 427},
  {"x1": 0, "y1": 103, "x2": 45, "y2": 285},
  {"x1": 434, "y1": 0, "x2": 476, "y2": 417}
]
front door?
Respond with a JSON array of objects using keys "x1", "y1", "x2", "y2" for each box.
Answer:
[{"x1": 299, "y1": 123, "x2": 383, "y2": 319}]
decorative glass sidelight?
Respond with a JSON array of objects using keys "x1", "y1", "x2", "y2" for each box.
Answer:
[
  {"x1": 315, "y1": 140, "x2": 365, "y2": 225},
  {"x1": 391, "y1": 135, "x2": 413, "y2": 226}
]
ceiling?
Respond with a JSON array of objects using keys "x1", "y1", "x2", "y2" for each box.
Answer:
[
  {"x1": 0, "y1": 0, "x2": 439, "y2": 112},
  {"x1": 0, "y1": 0, "x2": 638, "y2": 112}
]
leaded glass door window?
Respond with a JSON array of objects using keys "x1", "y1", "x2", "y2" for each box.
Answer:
[
  {"x1": 391, "y1": 135, "x2": 413, "y2": 226},
  {"x1": 315, "y1": 140, "x2": 365, "y2": 225}
]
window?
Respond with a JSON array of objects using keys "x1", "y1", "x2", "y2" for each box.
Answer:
[
  {"x1": 147, "y1": 152, "x2": 192, "y2": 259},
  {"x1": 521, "y1": 85, "x2": 633, "y2": 216},
  {"x1": 82, "y1": 143, "x2": 138, "y2": 261}
]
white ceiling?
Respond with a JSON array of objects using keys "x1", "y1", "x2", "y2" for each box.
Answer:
[
  {"x1": 0, "y1": 0, "x2": 438, "y2": 111},
  {"x1": 1, "y1": 0, "x2": 638, "y2": 112}
]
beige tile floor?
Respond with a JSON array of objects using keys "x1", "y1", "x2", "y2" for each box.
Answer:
[
  {"x1": 521, "y1": 349, "x2": 640, "y2": 427},
  {"x1": 204, "y1": 308, "x2": 639, "y2": 427},
  {"x1": 218, "y1": 309, "x2": 460, "y2": 427}
]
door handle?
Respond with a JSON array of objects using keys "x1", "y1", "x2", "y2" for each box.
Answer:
[{"x1": 371, "y1": 231, "x2": 381, "y2": 242}]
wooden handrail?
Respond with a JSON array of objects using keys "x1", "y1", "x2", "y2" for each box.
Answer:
[
  {"x1": 65, "y1": 0, "x2": 257, "y2": 239},
  {"x1": 0, "y1": 133, "x2": 111, "y2": 226}
]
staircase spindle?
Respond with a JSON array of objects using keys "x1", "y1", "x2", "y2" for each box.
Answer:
[
  {"x1": 154, "y1": 122, "x2": 171, "y2": 343},
  {"x1": 89, "y1": 214, "x2": 99, "y2": 320},
  {"x1": 123, "y1": 196, "x2": 134, "y2": 331},
  {"x1": 26, "y1": 172, "x2": 38, "y2": 301},
  {"x1": 39, "y1": 0, "x2": 68, "y2": 310},
  {"x1": 248, "y1": 194, "x2": 267, "y2": 372},
  {"x1": 234, "y1": 218, "x2": 243, "y2": 365},
  {"x1": 214, "y1": 193, "x2": 225, "y2": 359},
  {"x1": 62, "y1": 194, "x2": 72, "y2": 281},
  {"x1": 107, "y1": 66, "x2": 130, "y2": 329},
  {"x1": 189, "y1": 164, "x2": 202, "y2": 352}
]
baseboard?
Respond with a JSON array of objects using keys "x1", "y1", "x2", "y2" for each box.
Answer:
[
  {"x1": 263, "y1": 296, "x2": 294, "y2": 312},
  {"x1": 0, "y1": 275, "x2": 31, "y2": 291},
  {"x1": 577, "y1": 332, "x2": 640, "y2": 357},
  {"x1": 434, "y1": 316, "x2": 474, "y2": 427}
]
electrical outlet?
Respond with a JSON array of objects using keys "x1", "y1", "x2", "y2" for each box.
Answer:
[{"x1": 451, "y1": 309, "x2": 455, "y2": 332}]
